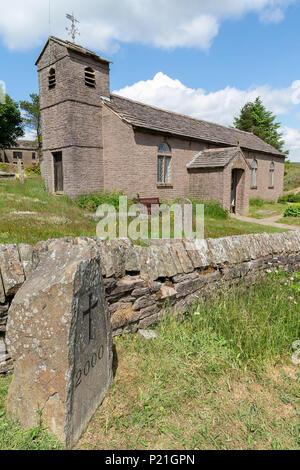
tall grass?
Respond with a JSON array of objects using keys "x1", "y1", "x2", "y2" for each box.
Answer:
[
  {"x1": 120, "y1": 270, "x2": 299, "y2": 375},
  {"x1": 187, "y1": 198, "x2": 228, "y2": 220},
  {"x1": 183, "y1": 270, "x2": 300, "y2": 369},
  {"x1": 76, "y1": 191, "x2": 131, "y2": 212},
  {"x1": 250, "y1": 197, "x2": 266, "y2": 208},
  {"x1": 85, "y1": 270, "x2": 299, "y2": 450}
]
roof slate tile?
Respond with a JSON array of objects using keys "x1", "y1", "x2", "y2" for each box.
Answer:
[{"x1": 107, "y1": 94, "x2": 284, "y2": 158}]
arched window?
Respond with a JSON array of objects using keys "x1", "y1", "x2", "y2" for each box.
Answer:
[
  {"x1": 157, "y1": 143, "x2": 171, "y2": 184},
  {"x1": 48, "y1": 68, "x2": 56, "y2": 90},
  {"x1": 269, "y1": 161, "x2": 275, "y2": 188},
  {"x1": 251, "y1": 159, "x2": 258, "y2": 188},
  {"x1": 85, "y1": 67, "x2": 96, "y2": 88}
]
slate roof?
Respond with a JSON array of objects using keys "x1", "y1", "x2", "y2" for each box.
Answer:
[
  {"x1": 14, "y1": 140, "x2": 39, "y2": 150},
  {"x1": 35, "y1": 36, "x2": 111, "y2": 66},
  {"x1": 107, "y1": 94, "x2": 284, "y2": 158},
  {"x1": 187, "y1": 147, "x2": 245, "y2": 169}
]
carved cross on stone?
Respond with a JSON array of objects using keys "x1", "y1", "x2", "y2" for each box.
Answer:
[{"x1": 83, "y1": 293, "x2": 98, "y2": 343}]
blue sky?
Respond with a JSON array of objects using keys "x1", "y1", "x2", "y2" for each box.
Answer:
[{"x1": 1, "y1": 0, "x2": 300, "y2": 160}]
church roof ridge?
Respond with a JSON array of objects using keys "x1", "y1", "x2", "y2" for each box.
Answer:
[
  {"x1": 107, "y1": 94, "x2": 284, "y2": 158},
  {"x1": 110, "y1": 94, "x2": 251, "y2": 136}
]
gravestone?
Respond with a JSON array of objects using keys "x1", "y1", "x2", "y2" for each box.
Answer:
[{"x1": 6, "y1": 240, "x2": 113, "y2": 448}]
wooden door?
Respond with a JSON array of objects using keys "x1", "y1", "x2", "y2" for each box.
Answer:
[{"x1": 53, "y1": 152, "x2": 63, "y2": 192}]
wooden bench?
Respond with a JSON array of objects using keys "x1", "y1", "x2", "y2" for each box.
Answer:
[
  {"x1": 0, "y1": 171, "x2": 16, "y2": 180},
  {"x1": 134, "y1": 197, "x2": 160, "y2": 214}
]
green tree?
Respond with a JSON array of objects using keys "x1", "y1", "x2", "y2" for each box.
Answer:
[
  {"x1": 233, "y1": 97, "x2": 288, "y2": 154},
  {"x1": 0, "y1": 94, "x2": 24, "y2": 149},
  {"x1": 19, "y1": 93, "x2": 42, "y2": 160}
]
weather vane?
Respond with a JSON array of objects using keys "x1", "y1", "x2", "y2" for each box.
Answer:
[{"x1": 66, "y1": 12, "x2": 80, "y2": 43}]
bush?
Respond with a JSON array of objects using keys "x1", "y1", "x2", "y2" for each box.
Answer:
[
  {"x1": 250, "y1": 197, "x2": 265, "y2": 208},
  {"x1": 24, "y1": 164, "x2": 41, "y2": 176},
  {"x1": 278, "y1": 193, "x2": 300, "y2": 204},
  {"x1": 202, "y1": 200, "x2": 228, "y2": 219},
  {"x1": 186, "y1": 198, "x2": 228, "y2": 220},
  {"x1": 76, "y1": 191, "x2": 127, "y2": 212},
  {"x1": 284, "y1": 204, "x2": 300, "y2": 217},
  {"x1": 0, "y1": 163, "x2": 8, "y2": 172}
]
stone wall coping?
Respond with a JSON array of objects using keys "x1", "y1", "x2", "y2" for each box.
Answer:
[{"x1": 0, "y1": 231, "x2": 298, "y2": 294}]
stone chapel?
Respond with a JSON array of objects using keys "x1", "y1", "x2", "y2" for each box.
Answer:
[{"x1": 36, "y1": 37, "x2": 285, "y2": 214}]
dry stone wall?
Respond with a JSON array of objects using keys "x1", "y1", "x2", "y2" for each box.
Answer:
[{"x1": 1, "y1": 231, "x2": 300, "y2": 375}]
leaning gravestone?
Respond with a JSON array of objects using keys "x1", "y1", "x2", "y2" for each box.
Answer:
[{"x1": 6, "y1": 241, "x2": 113, "y2": 448}]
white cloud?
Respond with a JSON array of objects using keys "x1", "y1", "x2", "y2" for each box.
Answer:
[
  {"x1": 282, "y1": 127, "x2": 300, "y2": 162},
  {"x1": 22, "y1": 129, "x2": 37, "y2": 141},
  {"x1": 114, "y1": 72, "x2": 300, "y2": 124},
  {"x1": 114, "y1": 72, "x2": 300, "y2": 161},
  {"x1": 0, "y1": 0, "x2": 294, "y2": 52}
]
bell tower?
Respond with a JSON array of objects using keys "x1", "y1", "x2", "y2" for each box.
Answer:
[{"x1": 36, "y1": 36, "x2": 111, "y2": 197}]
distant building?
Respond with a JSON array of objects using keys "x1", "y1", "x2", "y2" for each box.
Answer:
[
  {"x1": 36, "y1": 36, "x2": 285, "y2": 215},
  {"x1": 0, "y1": 140, "x2": 39, "y2": 166}
]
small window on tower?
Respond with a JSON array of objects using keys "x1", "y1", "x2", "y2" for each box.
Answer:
[
  {"x1": 85, "y1": 67, "x2": 96, "y2": 88},
  {"x1": 48, "y1": 68, "x2": 56, "y2": 90}
]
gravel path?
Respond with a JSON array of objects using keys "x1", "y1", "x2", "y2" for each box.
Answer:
[{"x1": 230, "y1": 213, "x2": 300, "y2": 231}]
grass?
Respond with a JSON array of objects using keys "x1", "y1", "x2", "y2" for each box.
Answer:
[
  {"x1": 249, "y1": 198, "x2": 287, "y2": 219},
  {"x1": 76, "y1": 190, "x2": 130, "y2": 212},
  {"x1": 203, "y1": 216, "x2": 285, "y2": 237},
  {"x1": 0, "y1": 176, "x2": 99, "y2": 245},
  {"x1": 0, "y1": 376, "x2": 62, "y2": 450},
  {"x1": 284, "y1": 162, "x2": 300, "y2": 192},
  {"x1": 0, "y1": 177, "x2": 286, "y2": 245},
  {"x1": 1, "y1": 270, "x2": 299, "y2": 450},
  {"x1": 249, "y1": 196, "x2": 300, "y2": 223},
  {"x1": 76, "y1": 270, "x2": 299, "y2": 450},
  {"x1": 277, "y1": 217, "x2": 300, "y2": 227}
]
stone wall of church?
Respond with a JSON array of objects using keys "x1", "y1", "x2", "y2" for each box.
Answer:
[
  {"x1": 102, "y1": 105, "x2": 284, "y2": 208},
  {"x1": 103, "y1": 104, "x2": 208, "y2": 200},
  {"x1": 41, "y1": 145, "x2": 104, "y2": 196},
  {"x1": 1, "y1": 231, "x2": 299, "y2": 375},
  {"x1": 188, "y1": 167, "x2": 224, "y2": 204},
  {"x1": 244, "y1": 151, "x2": 285, "y2": 202}
]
